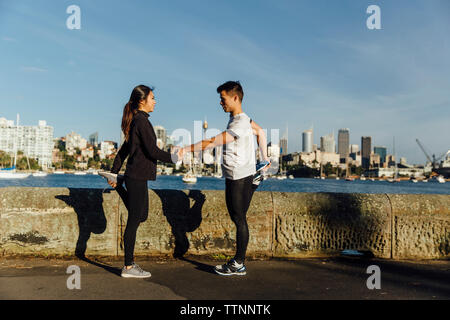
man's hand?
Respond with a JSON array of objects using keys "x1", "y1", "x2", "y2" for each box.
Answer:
[{"x1": 108, "y1": 180, "x2": 117, "y2": 188}]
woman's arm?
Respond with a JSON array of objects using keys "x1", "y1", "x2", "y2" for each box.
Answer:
[
  {"x1": 137, "y1": 119, "x2": 174, "y2": 163},
  {"x1": 111, "y1": 139, "x2": 130, "y2": 174}
]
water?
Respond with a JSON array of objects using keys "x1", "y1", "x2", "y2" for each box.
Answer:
[{"x1": 0, "y1": 174, "x2": 449, "y2": 194}]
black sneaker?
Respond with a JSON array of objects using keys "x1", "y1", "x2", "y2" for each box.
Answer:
[{"x1": 214, "y1": 259, "x2": 246, "y2": 276}]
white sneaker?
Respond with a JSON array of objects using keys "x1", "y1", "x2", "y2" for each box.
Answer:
[{"x1": 99, "y1": 171, "x2": 124, "y2": 184}]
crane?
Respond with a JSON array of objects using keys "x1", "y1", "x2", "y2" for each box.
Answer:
[{"x1": 416, "y1": 139, "x2": 447, "y2": 169}]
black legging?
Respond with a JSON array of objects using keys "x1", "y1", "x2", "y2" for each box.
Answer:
[
  {"x1": 116, "y1": 176, "x2": 149, "y2": 266},
  {"x1": 225, "y1": 175, "x2": 257, "y2": 264}
]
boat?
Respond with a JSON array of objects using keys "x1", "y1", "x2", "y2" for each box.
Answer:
[
  {"x1": 389, "y1": 137, "x2": 401, "y2": 183},
  {"x1": 360, "y1": 175, "x2": 366, "y2": 181},
  {"x1": 32, "y1": 171, "x2": 48, "y2": 177},
  {"x1": 0, "y1": 114, "x2": 31, "y2": 180},
  {"x1": 436, "y1": 175, "x2": 445, "y2": 184},
  {"x1": 422, "y1": 179, "x2": 428, "y2": 183},
  {"x1": 54, "y1": 171, "x2": 65, "y2": 174},
  {"x1": 411, "y1": 179, "x2": 418, "y2": 183},
  {"x1": 435, "y1": 150, "x2": 450, "y2": 178},
  {"x1": 182, "y1": 173, "x2": 197, "y2": 184},
  {"x1": 288, "y1": 175, "x2": 294, "y2": 179},
  {"x1": 0, "y1": 169, "x2": 30, "y2": 179},
  {"x1": 335, "y1": 177, "x2": 340, "y2": 180},
  {"x1": 74, "y1": 171, "x2": 87, "y2": 175},
  {"x1": 345, "y1": 177, "x2": 355, "y2": 181}
]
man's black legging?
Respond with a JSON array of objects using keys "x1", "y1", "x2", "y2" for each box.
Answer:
[
  {"x1": 116, "y1": 176, "x2": 149, "y2": 267},
  {"x1": 225, "y1": 175, "x2": 257, "y2": 264}
]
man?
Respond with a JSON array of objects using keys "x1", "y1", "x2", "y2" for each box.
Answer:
[{"x1": 179, "y1": 81, "x2": 270, "y2": 276}]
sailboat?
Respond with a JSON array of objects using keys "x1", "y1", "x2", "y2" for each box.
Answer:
[
  {"x1": 388, "y1": 137, "x2": 401, "y2": 183},
  {"x1": 0, "y1": 114, "x2": 30, "y2": 179},
  {"x1": 182, "y1": 152, "x2": 197, "y2": 184}
]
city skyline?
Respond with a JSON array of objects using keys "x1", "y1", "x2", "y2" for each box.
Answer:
[
  {"x1": 1, "y1": 1, "x2": 449, "y2": 165},
  {"x1": 1, "y1": 113, "x2": 433, "y2": 168}
]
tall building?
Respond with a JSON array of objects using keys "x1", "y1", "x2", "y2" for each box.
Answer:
[
  {"x1": 302, "y1": 129, "x2": 313, "y2": 153},
  {"x1": 350, "y1": 144, "x2": 359, "y2": 154},
  {"x1": 361, "y1": 136, "x2": 372, "y2": 169},
  {"x1": 338, "y1": 129, "x2": 350, "y2": 162},
  {"x1": 280, "y1": 137, "x2": 288, "y2": 156},
  {"x1": 320, "y1": 133, "x2": 335, "y2": 153},
  {"x1": 154, "y1": 125, "x2": 167, "y2": 150},
  {"x1": 89, "y1": 132, "x2": 98, "y2": 147},
  {"x1": 0, "y1": 117, "x2": 54, "y2": 169},
  {"x1": 374, "y1": 146, "x2": 387, "y2": 165}
]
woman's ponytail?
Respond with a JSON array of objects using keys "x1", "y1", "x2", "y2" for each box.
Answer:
[{"x1": 121, "y1": 85, "x2": 153, "y2": 141}]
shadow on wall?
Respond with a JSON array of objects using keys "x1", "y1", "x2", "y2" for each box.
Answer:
[
  {"x1": 152, "y1": 189, "x2": 205, "y2": 258},
  {"x1": 299, "y1": 193, "x2": 389, "y2": 256},
  {"x1": 55, "y1": 188, "x2": 108, "y2": 258},
  {"x1": 55, "y1": 188, "x2": 122, "y2": 276}
]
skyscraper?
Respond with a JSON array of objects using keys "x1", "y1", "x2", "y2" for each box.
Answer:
[
  {"x1": 374, "y1": 146, "x2": 387, "y2": 165},
  {"x1": 361, "y1": 136, "x2": 372, "y2": 169},
  {"x1": 280, "y1": 137, "x2": 288, "y2": 156},
  {"x1": 338, "y1": 128, "x2": 350, "y2": 162},
  {"x1": 302, "y1": 129, "x2": 313, "y2": 153},
  {"x1": 320, "y1": 133, "x2": 335, "y2": 153}
]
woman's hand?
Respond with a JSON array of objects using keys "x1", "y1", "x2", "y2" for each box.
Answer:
[{"x1": 263, "y1": 159, "x2": 271, "y2": 171}]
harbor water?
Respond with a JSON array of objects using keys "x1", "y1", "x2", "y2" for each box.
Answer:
[{"x1": 0, "y1": 174, "x2": 448, "y2": 194}]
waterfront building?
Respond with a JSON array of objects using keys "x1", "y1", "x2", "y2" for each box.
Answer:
[{"x1": 0, "y1": 117, "x2": 54, "y2": 169}]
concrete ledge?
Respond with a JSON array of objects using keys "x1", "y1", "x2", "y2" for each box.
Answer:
[{"x1": 0, "y1": 187, "x2": 449, "y2": 260}]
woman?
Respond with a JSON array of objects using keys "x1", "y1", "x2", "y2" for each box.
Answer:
[{"x1": 108, "y1": 84, "x2": 178, "y2": 278}]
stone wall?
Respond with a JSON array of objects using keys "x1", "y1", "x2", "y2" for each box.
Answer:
[{"x1": 0, "y1": 187, "x2": 448, "y2": 259}]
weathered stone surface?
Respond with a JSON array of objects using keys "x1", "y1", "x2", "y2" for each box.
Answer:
[
  {"x1": 0, "y1": 187, "x2": 118, "y2": 256},
  {"x1": 272, "y1": 193, "x2": 392, "y2": 258},
  {"x1": 0, "y1": 187, "x2": 449, "y2": 260},
  {"x1": 387, "y1": 194, "x2": 450, "y2": 259}
]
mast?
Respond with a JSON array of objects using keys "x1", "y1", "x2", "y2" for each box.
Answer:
[{"x1": 14, "y1": 114, "x2": 19, "y2": 170}]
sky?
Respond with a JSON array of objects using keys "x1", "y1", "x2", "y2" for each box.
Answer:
[{"x1": 0, "y1": 0, "x2": 449, "y2": 165}]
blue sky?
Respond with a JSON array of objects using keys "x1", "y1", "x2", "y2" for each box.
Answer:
[{"x1": 1, "y1": 0, "x2": 449, "y2": 165}]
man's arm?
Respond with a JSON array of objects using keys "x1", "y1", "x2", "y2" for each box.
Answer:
[
  {"x1": 251, "y1": 120, "x2": 270, "y2": 162},
  {"x1": 184, "y1": 131, "x2": 236, "y2": 153}
]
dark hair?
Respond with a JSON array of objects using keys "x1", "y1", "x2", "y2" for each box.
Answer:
[
  {"x1": 122, "y1": 84, "x2": 153, "y2": 141},
  {"x1": 216, "y1": 81, "x2": 244, "y2": 102}
]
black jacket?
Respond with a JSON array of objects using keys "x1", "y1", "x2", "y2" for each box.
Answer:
[{"x1": 111, "y1": 110, "x2": 173, "y2": 180}]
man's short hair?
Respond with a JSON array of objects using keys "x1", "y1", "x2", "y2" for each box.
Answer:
[{"x1": 217, "y1": 81, "x2": 244, "y2": 102}]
